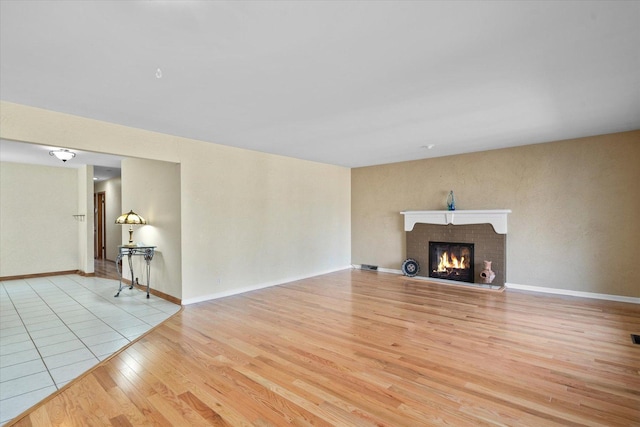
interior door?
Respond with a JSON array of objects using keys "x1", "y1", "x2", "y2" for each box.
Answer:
[{"x1": 94, "y1": 192, "x2": 106, "y2": 259}]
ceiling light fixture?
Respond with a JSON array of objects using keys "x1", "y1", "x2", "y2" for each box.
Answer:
[{"x1": 49, "y1": 149, "x2": 76, "y2": 162}]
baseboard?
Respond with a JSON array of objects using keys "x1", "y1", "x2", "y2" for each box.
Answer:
[
  {"x1": 182, "y1": 265, "x2": 352, "y2": 305},
  {"x1": 132, "y1": 283, "x2": 181, "y2": 305},
  {"x1": 506, "y1": 282, "x2": 640, "y2": 304},
  {"x1": 353, "y1": 265, "x2": 503, "y2": 291},
  {"x1": 352, "y1": 264, "x2": 402, "y2": 275},
  {"x1": 77, "y1": 270, "x2": 95, "y2": 277},
  {"x1": 118, "y1": 277, "x2": 181, "y2": 305},
  {"x1": 0, "y1": 270, "x2": 78, "y2": 281},
  {"x1": 352, "y1": 266, "x2": 636, "y2": 301}
]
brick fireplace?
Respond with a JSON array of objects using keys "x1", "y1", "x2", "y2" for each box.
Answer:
[{"x1": 401, "y1": 210, "x2": 510, "y2": 288}]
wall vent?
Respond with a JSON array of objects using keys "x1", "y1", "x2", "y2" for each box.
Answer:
[{"x1": 361, "y1": 264, "x2": 378, "y2": 271}]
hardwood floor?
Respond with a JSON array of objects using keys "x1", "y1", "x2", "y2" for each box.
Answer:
[
  {"x1": 93, "y1": 259, "x2": 120, "y2": 281},
  {"x1": 8, "y1": 270, "x2": 640, "y2": 426}
]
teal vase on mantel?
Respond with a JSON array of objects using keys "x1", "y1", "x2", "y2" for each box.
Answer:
[{"x1": 447, "y1": 190, "x2": 456, "y2": 211}]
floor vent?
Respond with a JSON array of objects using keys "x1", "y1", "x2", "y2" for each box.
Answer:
[{"x1": 632, "y1": 334, "x2": 640, "y2": 345}]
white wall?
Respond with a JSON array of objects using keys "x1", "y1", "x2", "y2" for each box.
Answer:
[
  {"x1": 77, "y1": 165, "x2": 94, "y2": 275},
  {"x1": 179, "y1": 139, "x2": 351, "y2": 303},
  {"x1": 0, "y1": 102, "x2": 352, "y2": 303},
  {"x1": 0, "y1": 162, "x2": 79, "y2": 276},
  {"x1": 121, "y1": 158, "x2": 182, "y2": 299}
]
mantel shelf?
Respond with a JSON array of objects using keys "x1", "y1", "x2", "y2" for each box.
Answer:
[{"x1": 401, "y1": 210, "x2": 512, "y2": 234}]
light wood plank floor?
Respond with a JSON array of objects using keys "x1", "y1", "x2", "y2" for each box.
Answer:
[
  {"x1": 94, "y1": 259, "x2": 121, "y2": 281},
  {"x1": 8, "y1": 270, "x2": 640, "y2": 426}
]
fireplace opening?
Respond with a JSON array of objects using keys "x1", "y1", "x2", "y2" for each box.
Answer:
[{"x1": 429, "y1": 241, "x2": 474, "y2": 283}]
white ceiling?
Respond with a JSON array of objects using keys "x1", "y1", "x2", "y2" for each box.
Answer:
[
  {"x1": 1, "y1": 1, "x2": 639, "y2": 168},
  {"x1": 0, "y1": 139, "x2": 123, "y2": 181}
]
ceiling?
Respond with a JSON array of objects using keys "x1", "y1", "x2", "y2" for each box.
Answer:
[
  {"x1": 1, "y1": 1, "x2": 639, "y2": 168},
  {"x1": 0, "y1": 139, "x2": 123, "y2": 181}
]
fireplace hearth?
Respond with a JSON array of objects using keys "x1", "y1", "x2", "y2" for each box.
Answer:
[
  {"x1": 429, "y1": 241, "x2": 474, "y2": 283},
  {"x1": 401, "y1": 210, "x2": 510, "y2": 289}
]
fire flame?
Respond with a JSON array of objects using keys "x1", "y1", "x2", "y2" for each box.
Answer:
[{"x1": 437, "y1": 252, "x2": 467, "y2": 271}]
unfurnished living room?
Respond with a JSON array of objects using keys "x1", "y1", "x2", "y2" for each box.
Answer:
[{"x1": 0, "y1": 1, "x2": 639, "y2": 426}]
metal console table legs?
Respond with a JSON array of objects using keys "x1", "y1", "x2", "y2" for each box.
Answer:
[{"x1": 115, "y1": 245, "x2": 157, "y2": 298}]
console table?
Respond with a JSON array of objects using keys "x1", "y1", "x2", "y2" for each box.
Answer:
[{"x1": 115, "y1": 245, "x2": 156, "y2": 298}]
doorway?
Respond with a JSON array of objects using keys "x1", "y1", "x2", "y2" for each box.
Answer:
[{"x1": 94, "y1": 191, "x2": 106, "y2": 259}]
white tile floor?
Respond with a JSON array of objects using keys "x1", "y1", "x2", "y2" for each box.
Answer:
[{"x1": 0, "y1": 274, "x2": 180, "y2": 425}]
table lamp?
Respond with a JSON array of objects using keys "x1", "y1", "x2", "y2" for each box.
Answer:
[{"x1": 115, "y1": 210, "x2": 147, "y2": 246}]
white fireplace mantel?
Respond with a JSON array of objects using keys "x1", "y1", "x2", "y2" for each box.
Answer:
[{"x1": 401, "y1": 210, "x2": 512, "y2": 234}]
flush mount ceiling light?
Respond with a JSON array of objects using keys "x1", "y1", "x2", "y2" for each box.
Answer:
[{"x1": 49, "y1": 149, "x2": 76, "y2": 162}]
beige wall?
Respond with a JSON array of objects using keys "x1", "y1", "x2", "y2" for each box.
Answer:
[
  {"x1": 1, "y1": 101, "x2": 636, "y2": 299},
  {"x1": 77, "y1": 165, "x2": 94, "y2": 275},
  {"x1": 352, "y1": 130, "x2": 640, "y2": 298},
  {"x1": 179, "y1": 139, "x2": 351, "y2": 302},
  {"x1": 121, "y1": 158, "x2": 182, "y2": 299},
  {"x1": 94, "y1": 177, "x2": 122, "y2": 261},
  {"x1": 0, "y1": 162, "x2": 79, "y2": 276},
  {"x1": 0, "y1": 101, "x2": 352, "y2": 303}
]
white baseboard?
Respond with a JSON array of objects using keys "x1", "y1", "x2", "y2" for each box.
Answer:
[
  {"x1": 351, "y1": 264, "x2": 402, "y2": 275},
  {"x1": 182, "y1": 265, "x2": 352, "y2": 305},
  {"x1": 354, "y1": 265, "x2": 503, "y2": 290},
  {"x1": 377, "y1": 267, "x2": 402, "y2": 275},
  {"x1": 353, "y1": 265, "x2": 639, "y2": 304},
  {"x1": 506, "y1": 282, "x2": 640, "y2": 304},
  {"x1": 183, "y1": 266, "x2": 639, "y2": 305}
]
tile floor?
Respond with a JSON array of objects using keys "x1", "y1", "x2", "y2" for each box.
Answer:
[{"x1": 0, "y1": 274, "x2": 180, "y2": 425}]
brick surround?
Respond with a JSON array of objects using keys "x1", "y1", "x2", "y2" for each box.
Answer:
[{"x1": 406, "y1": 223, "x2": 506, "y2": 286}]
